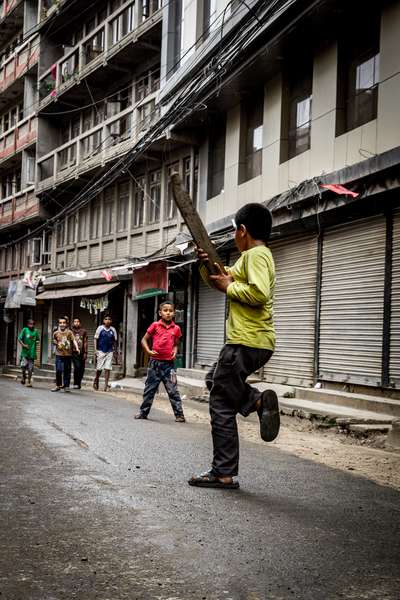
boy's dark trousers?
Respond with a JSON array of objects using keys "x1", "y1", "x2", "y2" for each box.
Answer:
[
  {"x1": 55, "y1": 356, "x2": 72, "y2": 388},
  {"x1": 205, "y1": 344, "x2": 273, "y2": 477},
  {"x1": 140, "y1": 359, "x2": 184, "y2": 417},
  {"x1": 72, "y1": 353, "x2": 85, "y2": 387}
]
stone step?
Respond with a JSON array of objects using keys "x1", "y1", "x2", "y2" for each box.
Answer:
[
  {"x1": 295, "y1": 387, "x2": 400, "y2": 418},
  {"x1": 280, "y1": 397, "x2": 395, "y2": 424}
]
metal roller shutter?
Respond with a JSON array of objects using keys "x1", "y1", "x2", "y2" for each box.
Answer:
[
  {"x1": 264, "y1": 234, "x2": 318, "y2": 386},
  {"x1": 195, "y1": 280, "x2": 226, "y2": 367},
  {"x1": 319, "y1": 215, "x2": 386, "y2": 386},
  {"x1": 389, "y1": 210, "x2": 400, "y2": 386}
]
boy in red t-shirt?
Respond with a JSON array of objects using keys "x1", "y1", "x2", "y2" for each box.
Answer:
[{"x1": 135, "y1": 301, "x2": 186, "y2": 422}]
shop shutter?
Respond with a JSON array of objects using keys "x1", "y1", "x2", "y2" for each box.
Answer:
[
  {"x1": 264, "y1": 234, "x2": 318, "y2": 386},
  {"x1": 319, "y1": 215, "x2": 386, "y2": 386},
  {"x1": 389, "y1": 210, "x2": 400, "y2": 386},
  {"x1": 195, "y1": 279, "x2": 226, "y2": 367}
]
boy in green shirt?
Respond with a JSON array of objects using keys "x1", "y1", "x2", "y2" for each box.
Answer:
[
  {"x1": 18, "y1": 319, "x2": 40, "y2": 387},
  {"x1": 189, "y1": 203, "x2": 279, "y2": 489}
]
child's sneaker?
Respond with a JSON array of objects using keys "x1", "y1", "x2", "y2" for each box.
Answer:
[
  {"x1": 51, "y1": 386, "x2": 61, "y2": 392},
  {"x1": 175, "y1": 415, "x2": 186, "y2": 423}
]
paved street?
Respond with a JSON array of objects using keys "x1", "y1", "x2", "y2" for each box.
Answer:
[{"x1": 1, "y1": 378, "x2": 399, "y2": 600}]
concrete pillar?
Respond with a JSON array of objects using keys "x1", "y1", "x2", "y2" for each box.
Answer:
[{"x1": 125, "y1": 293, "x2": 138, "y2": 376}]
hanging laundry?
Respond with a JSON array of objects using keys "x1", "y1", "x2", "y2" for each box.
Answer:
[
  {"x1": 320, "y1": 184, "x2": 359, "y2": 198},
  {"x1": 100, "y1": 270, "x2": 113, "y2": 282}
]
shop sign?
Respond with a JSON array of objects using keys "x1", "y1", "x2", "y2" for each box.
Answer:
[{"x1": 132, "y1": 261, "x2": 168, "y2": 300}]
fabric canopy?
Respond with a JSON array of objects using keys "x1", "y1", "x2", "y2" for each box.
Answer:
[{"x1": 36, "y1": 282, "x2": 119, "y2": 300}]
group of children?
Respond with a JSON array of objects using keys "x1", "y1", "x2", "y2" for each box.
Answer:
[
  {"x1": 18, "y1": 314, "x2": 118, "y2": 393},
  {"x1": 18, "y1": 203, "x2": 279, "y2": 489}
]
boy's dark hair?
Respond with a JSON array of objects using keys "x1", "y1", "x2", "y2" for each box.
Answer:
[
  {"x1": 73, "y1": 317, "x2": 81, "y2": 322},
  {"x1": 235, "y1": 203, "x2": 272, "y2": 242},
  {"x1": 159, "y1": 301, "x2": 174, "y2": 310},
  {"x1": 103, "y1": 314, "x2": 112, "y2": 320},
  {"x1": 58, "y1": 317, "x2": 67, "y2": 323},
  {"x1": 27, "y1": 318, "x2": 34, "y2": 325}
]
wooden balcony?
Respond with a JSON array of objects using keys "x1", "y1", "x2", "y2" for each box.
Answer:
[
  {"x1": 38, "y1": 1, "x2": 162, "y2": 112},
  {"x1": 0, "y1": 188, "x2": 42, "y2": 231},
  {"x1": 0, "y1": 35, "x2": 39, "y2": 99},
  {"x1": 0, "y1": 0, "x2": 24, "y2": 48},
  {"x1": 37, "y1": 96, "x2": 160, "y2": 192},
  {"x1": 0, "y1": 115, "x2": 37, "y2": 166}
]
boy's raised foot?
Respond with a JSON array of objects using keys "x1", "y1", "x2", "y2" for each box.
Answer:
[
  {"x1": 175, "y1": 415, "x2": 186, "y2": 423},
  {"x1": 257, "y1": 389, "x2": 280, "y2": 442},
  {"x1": 51, "y1": 386, "x2": 61, "y2": 392}
]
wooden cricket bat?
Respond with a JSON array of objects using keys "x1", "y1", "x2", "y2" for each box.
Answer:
[{"x1": 170, "y1": 172, "x2": 225, "y2": 276}]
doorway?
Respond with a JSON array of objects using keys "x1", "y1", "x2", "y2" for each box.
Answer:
[{"x1": 136, "y1": 296, "x2": 156, "y2": 373}]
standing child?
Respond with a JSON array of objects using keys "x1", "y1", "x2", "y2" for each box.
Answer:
[
  {"x1": 93, "y1": 314, "x2": 117, "y2": 392},
  {"x1": 189, "y1": 203, "x2": 279, "y2": 489},
  {"x1": 71, "y1": 317, "x2": 88, "y2": 389},
  {"x1": 135, "y1": 301, "x2": 185, "y2": 422},
  {"x1": 52, "y1": 317, "x2": 79, "y2": 392},
  {"x1": 17, "y1": 318, "x2": 40, "y2": 387}
]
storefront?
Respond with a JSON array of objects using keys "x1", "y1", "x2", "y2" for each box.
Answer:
[{"x1": 36, "y1": 282, "x2": 125, "y2": 370}]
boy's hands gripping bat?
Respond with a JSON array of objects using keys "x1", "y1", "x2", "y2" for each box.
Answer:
[{"x1": 170, "y1": 172, "x2": 225, "y2": 278}]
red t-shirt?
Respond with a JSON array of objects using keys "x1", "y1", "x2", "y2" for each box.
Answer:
[{"x1": 147, "y1": 320, "x2": 182, "y2": 361}]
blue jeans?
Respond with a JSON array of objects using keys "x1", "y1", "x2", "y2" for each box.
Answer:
[
  {"x1": 140, "y1": 359, "x2": 184, "y2": 417},
  {"x1": 55, "y1": 356, "x2": 72, "y2": 388}
]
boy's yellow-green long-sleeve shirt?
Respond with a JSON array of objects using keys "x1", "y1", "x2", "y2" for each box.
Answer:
[{"x1": 226, "y1": 245, "x2": 276, "y2": 351}]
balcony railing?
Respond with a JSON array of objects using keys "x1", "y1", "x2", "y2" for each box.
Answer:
[
  {"x1": 37, "y1": 93, "x2": 160, "y2": 191},
  {"x1": 0, "y1": 35, "x2": 39, "y2": 94},
  {"x1": 0, "y1": 187, "x2": 39, "y2": 229},
  {"x1": 0, "y1": 0, "x2": 20, "y2": 20},
  {"x1": 38, "y1": 0, "x2": 162, "y2": 107},
  {"x1": 0, "y1": 115, "x2": 37, "y2": 164}
]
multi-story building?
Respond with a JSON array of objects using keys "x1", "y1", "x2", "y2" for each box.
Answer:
[{"x1": 1, "y1": 0, "x2": 400, "y2": 397}]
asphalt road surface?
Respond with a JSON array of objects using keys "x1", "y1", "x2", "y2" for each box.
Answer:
[{"x1": 1, "y1": 378, "x2": 399, "y2": 600}]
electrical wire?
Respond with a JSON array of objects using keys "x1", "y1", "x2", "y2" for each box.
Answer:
[{"x1": 1, "y1": 0, "x2": 299, "y2": 251}]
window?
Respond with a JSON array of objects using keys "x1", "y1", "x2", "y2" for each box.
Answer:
[
  {"x1": 78, "y1": 208, "x2": 87, "y2": 242},
  {"x1": 336, "y1": 17, "x2": 380, "y2": 135},
  {"x1": 81, "y1": 130, "x2": 102, "y2": 159},
  {"x1": 132, "y1": 175, "x2": 145, "y2": 227},
  {"x1": 117, "y1": 181, "x2": 129, "y2": 232},
  {"x1": 193, "y1": 153, "x2": 199, "y2": 206},
  {"x1": 208, "y1": 116, "x2": 226, "y2": 199},
  {"x1": 103, "y1": 189, "x2": 115, "y2": 235},
  {"x1": 137, "y1": 100, "x2": 156, "y2": 133},
  {"x1": 281, "y1": 58, "x2": 313, "y2": 162},
  {"x1": 84, "y1": 29, "x2": 105, "y2": 66},
  {"x1": 31, "y1": 238, "x2": 42, "y2": 266},
  {"x1": 90, "y1": 203, "x2": 100, "y2": 239},
  {"x1": 56, "y1": 222, "x2": 65, "y2": 247},
  {"x1": 111, "y1": 3, "x2": 134, "y2": 44},
  {"x1": 170, "y1": 0, "x2": 182, "y2": 71},
  {"x1": 148, "y1": 170, "x2": 161, "y2": 223},
  {"x1": 239, "y1": 94, "x2": 263, "y2": 183},
  {"x1": 26, "y1": 155, "x2": 36, "y2": 185},
  {"x1": 42, "y1": 233, "x2": 51, "y2": 265},
  {"x1": 142, "y1": 0, "x2": 160, "y2": 21},
  {"x1": 165, "y1": 163, "x2": 179, "y2": 220},
  {"x1": 67, "y1": 215, "x2": 76, "y2": 245},
  {"x1": 203, "y1": 0, "x2": 218, "y2": 40},
  {"x1": 183, "y1": 156, "x2": 191, "y2": 193}
]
